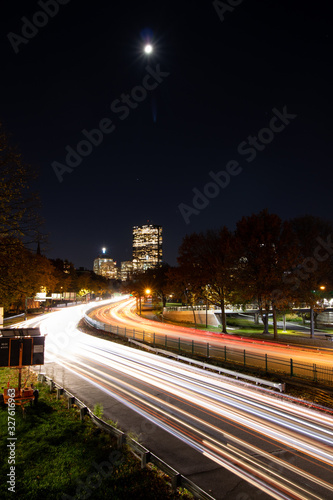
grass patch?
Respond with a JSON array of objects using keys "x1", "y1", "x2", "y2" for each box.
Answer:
[
  {"x1": 0, "y1": 368, "x2": 190, "y2": 500},
  {"x1": 158, "y1": 313, "x2": 333, "y2": 337}
]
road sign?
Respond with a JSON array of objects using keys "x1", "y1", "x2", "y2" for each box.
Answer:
[{"x1": 0, "y1": 329, "x2": 45, "y2": 367}]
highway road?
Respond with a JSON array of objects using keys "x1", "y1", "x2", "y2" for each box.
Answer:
[
  {"x1": 93, "y1": 298, "x2": 333, "y2": 370},
  {"x1": 13, "y1": 298, "x2": 333, "y2": 499}
]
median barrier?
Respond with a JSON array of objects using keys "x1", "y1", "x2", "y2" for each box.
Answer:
[{"x1": 128, "y1": 339, "x2": 285, "y2": 392}]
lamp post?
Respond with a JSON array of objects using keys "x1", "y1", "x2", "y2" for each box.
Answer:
[
  {"x1": 144, "y1": 288, "x2": 151, "y2": 311},
  {"x1": 205, "y1": 285, "x2": 211, "y2": 329}
]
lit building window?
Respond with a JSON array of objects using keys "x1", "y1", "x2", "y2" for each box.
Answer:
[
  {"x1": 120, "y1": 261, "x2": 134, "y2": 281},
  {"x1": 93, "y1": 249, "x2": 118, "y2": 279},
  {"x1": 132, "y1": 224, "x2": 162, "y2": 271}
]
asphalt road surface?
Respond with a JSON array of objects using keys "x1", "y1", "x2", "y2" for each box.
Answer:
[{"x1": 15, "y1": 298, "x2": 333, "y2": 499}]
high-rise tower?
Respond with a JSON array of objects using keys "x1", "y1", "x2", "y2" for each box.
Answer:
[{"x1": 132, "y1": 224, "x2": 162, "y2": 271}]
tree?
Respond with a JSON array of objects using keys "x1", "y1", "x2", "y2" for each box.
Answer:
[
  {"x1": 90, "y1": 273, "x2": 112, "y2": 297},
  {"x1": 50, "y1": 259, "x2": 76, "y2": 292},
  {"x1": 0, "y1": 123, "x2": 41, "y2": 245},
  {"x1": 0, "y1": 239, "x2": 56, "y2": 311},
  {"x1": 0, "y1": 124, "x2": 44, "y2": 311},
  {"x1": 176, "y1": 228, "x2": 237, "y2": 333},
  {"x1": 166, "y1": 265, "x2": 202, "y2": 327},
  {"x1": 141, "y1": 263, "x2": 171, "y2": 308},
  {"x1": 76, "y1": 270, "x2": 94, "y2": 297},
  {"x1": 288, "y1": 215, "x2": 333, "y2": 336},
  {"x1": 235, "y1": 209, "x2": 298, "y2": 338}
]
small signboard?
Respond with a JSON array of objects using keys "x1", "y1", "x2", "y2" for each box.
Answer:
[{"x1": 0, "y1": 329, "x2": 45, "y2": 367}]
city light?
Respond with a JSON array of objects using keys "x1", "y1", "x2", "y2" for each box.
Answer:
[
  {"x1": 144, "y1": 44, "x2": 153, "y2": 54},
  {"x1": 132, "y1": 224, "x2": 162, "y2": 271}
]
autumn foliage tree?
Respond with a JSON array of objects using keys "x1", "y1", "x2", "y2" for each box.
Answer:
[
  {"x1": 286, "y1": 215, "x2": 333, "y2": 334},
  {"x1": 166, "y1": 264, "x2": 202, "y2": 327},
  {"x1": 0, "y1": 124, "x2": 44, "y2": 311},
  {"x1": 176, "y1": 228, "x2": 237, "y2": 333},
  {"x1": 234, "y1": 210, "x2": 299, "y2": 338},
  {"x1": 0, "y1": 239, "x2": 57, "y2": 311},
  {"x1": 0, "y1": 124, "x2": 41, "y2": 245},
  {"x1": 170, "y1": 210, "x2": 333, "y2": 338}
]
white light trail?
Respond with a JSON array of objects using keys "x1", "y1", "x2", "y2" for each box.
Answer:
[{"x1": 22, "y1": 297, "x2": 333, "y2": 499}]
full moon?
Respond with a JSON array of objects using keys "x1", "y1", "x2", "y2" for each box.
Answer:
[{"x1": 144, "y1": 44, "x2": 153, "y2": 54}]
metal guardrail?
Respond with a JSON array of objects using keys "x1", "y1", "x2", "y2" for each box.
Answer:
[
  {"x1": 128, "y1": 339, "x2": 285, "y2": 392},
  {"x1": 164, "y1": 304, "x2": 258, "y2": 312},
  {"x1": 3, "y1": 313, "x2": 25, "y2": 322},
  {"x1": 37, "y1": 374, "x2": 215, "y2": 500},
  {"x1": 84, "y1": 310, "x2": 333, "y2": 387}
]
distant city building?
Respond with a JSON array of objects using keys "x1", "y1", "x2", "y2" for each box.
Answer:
[
  {"x1": 62, "y1": 260, "x2": 72, "y2": 274},
  {"x1": 93, "y1": 248, "x2": 118, "y2": 279},
  {"x1": 120, "y1": 261, "x2": 134, "y2": 281},
  {"x1": 50, "y1": 258, "x2": 74, "y2": 275},
  {"x1": 132, "y1": 224, "x2": 162, "y2": 271}
]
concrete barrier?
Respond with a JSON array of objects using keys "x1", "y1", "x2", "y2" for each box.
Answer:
[{"x1": 163, "y1": 310, "x2": 220, "y2": 327}]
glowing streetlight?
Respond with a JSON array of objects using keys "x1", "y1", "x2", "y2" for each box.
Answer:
[
  {"x1": 320, "y1": 285, "x2": 326, "y2": 291},
  {"x1": 144, "y1": 44, "x2": 153, "y2": 54},
  {"x1": 145, "y1": 289, "x2": 151, "y2": 295}
]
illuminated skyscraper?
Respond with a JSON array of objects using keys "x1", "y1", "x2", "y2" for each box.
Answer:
[
  {"x1": 120, "y1": 261, "x2": 133, "y2": 281},
  {"x1": 132, "y1": 224, "x2": 162, "y2": 271},
  {"x1": 93, "y1": 248, "x2": 118, "y2": 279}
]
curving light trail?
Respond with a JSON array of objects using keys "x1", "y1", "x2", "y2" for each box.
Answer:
[
  {"x1": 17, "y1": 298, "x2": 333, "y2": 499},
  {"x1": 95, "y1": 298, "x2": 333, "y2": 369}
]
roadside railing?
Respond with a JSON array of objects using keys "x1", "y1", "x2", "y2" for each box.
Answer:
[
  {"x1": 164, "y1": 305, "x2": 243, "y2": 312},
  {"x1": 37, "y1": 374, "x2": 215, "y2": 500},
  {"x1": 3, "y1": 313, "x2": 25, "y2": 322},
  {"x1": 84, "y1": 311, "x2": 333, "y2": 387},
  {"x1": 128, "y1": 339, "x2": 285, "y2": 392},
  {"x1": 164, "y1": 304, "x2": 259, "y2": 312}
]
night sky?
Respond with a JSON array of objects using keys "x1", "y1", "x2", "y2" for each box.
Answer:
[{"x1": 2, "y1": 0, "x2": 332, "y2": 269}]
